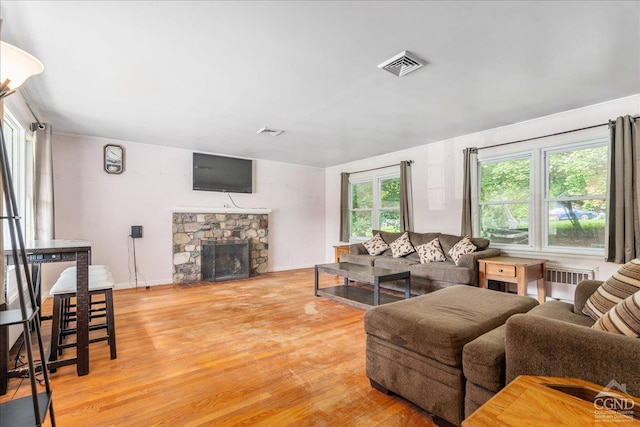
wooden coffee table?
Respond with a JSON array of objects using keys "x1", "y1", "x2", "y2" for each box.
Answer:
[
  {"x1": 314, "y1": 262, "x2": 411, "y2": 309},
  {"x1": 463, "y1": 375, "x2": 640, "y2": 426}
]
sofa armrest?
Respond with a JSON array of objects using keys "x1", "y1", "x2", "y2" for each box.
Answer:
[
  {"x1": 505, "y1": 313, "x2": 640, "y2": 396},
  {"x1": 573, "y1": 279, "x2": 604, "y2": 314},
  {"x1": 349, "y1": 243, "x2": 367, "y2": 255},
  {"x1": 456, "y1": 248, "x2": 501, "y2": 272}
]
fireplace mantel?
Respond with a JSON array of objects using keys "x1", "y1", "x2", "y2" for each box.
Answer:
[{"x1": 171, "y1": 207, "x2": 272, "y2": 214}]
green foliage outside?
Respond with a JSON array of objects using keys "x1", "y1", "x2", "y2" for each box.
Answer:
[
  {"x1": 479, "y1": 158, "x2": 530, "y2": 235},
  {"x1": 548, "y1": 218, "x2": 605, "y2": 248},
  {"x1": 480, "y1": 145, "x2": 607, "y2": 248},
  {"x1": 548, "y1": 146, "x2": 607, "y2": 216},
  {"x1": 350, "y1": 177, "x2": 401, "y2": 238}
]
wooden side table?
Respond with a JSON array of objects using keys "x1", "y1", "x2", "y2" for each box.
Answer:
[
  {"x1": 478, "y1": 256, "x2": 547, "y2": 304},
  {"x1": 333, "y1": 244, "x2": 350, "y2": 263},
  {"x1": 463, "y1": 375, "x2": 640, "y2": 426}
]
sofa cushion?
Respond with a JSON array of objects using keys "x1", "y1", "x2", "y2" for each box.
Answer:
[
  {"x1": 362, "y1": 233, "x2": 389, "y2": 256},
  {"x1": 416, "y1": 238, "x2": 447, "y2": 263},
  {"x1": 339, "y1": 253, "x2": 381, "y2": 266},
  {"x1": 409, "y1": 262, "x2": 474, "y2": 284},
  {"x1": 583, "y1": 258, "x2": 640, "y2": 320},
  {"x1": 389, "y1": 232, "x2": 415, "y2": 258},
  {"x1": 364, "y1": 285, "x2": 538, "y2": 367},
  {"x1": 593, "y1": 290, "x2": 640, "y2": 337},
  {"x1": 469, "y1": 237, "x2": 490, "y2": 251},
  {"x1": 408, "y1": 232, "x2": 441, "y2": 247},
  {"x1": 372, "y1": 229, "x2": 403, "y2": 244},
  {"x1": 448, "y1": 236, "x2": 477, "y2": 265},
  {"x1": 373, "y1": 256, "x2": 418, "y2": 270},
  {"x1": 463, "y1": 324, "x2": 507, "y2": 393},
  {"x1": 527, "y1": 301, "x2": 595, "y2": 327}
]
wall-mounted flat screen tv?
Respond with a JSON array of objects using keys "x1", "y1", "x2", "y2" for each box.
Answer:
[{"x1": 193, "y1": 153, "x2": 253, "y2": 193}]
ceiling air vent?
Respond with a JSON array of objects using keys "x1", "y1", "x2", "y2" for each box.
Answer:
[
  {"x1": 378, "y1": 51, "x2": 425, "y2": 77},
  {"x1": 256, "y1": 127, "x2": 284, "y2": 137}
]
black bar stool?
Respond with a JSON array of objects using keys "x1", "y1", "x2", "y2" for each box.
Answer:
[{"x1": 48, "y1": 266, "x2": 117, "y2": 368}]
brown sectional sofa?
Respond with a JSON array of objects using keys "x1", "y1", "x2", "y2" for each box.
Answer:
[
  {"x1": 364, "y1": 285, "x2": 538, "y2": 426},
  {"x1": 341, "y1": 230, "x2": 500, "y2": 294},
  {"x1": 463, "y1": 278, "x2": 640, "y2": 419},
  {"x1": 365, "y1": 278, "x2": 640, "y2": 426}
]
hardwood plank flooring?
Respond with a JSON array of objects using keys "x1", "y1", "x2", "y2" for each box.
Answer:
[{"x1": 1, "y1": 268, "x2": 435, "y2": 426}]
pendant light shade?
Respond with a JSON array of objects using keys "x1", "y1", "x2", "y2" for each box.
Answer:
[{"x1": 0, "y1": 41, "x2": 44, "y2": 98}]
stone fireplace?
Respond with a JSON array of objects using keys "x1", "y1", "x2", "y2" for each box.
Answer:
[{"x1": 172, "y1": 208, "x2": 270, "y2": 283}]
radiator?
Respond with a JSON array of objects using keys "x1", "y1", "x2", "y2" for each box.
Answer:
[{"x1": 546, "y1": 265, "x2": 595, "y2": 286}]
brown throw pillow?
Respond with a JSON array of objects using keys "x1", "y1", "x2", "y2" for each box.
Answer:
[
  {"x1": 389, "y1": 232, "x2": 415, "y2": 258},
  {"x1": 583, "y1": 258, "x2": 640, "y2": 320},
  {"x1": 592, "y1": 290, "x2": 640, "y2": 337},
  {"x1": 416, "y1": 238, "x2": 446, "y2": 263},
  {"x1": 362, "y1": 233, "x2": 389, "y2": 256}
]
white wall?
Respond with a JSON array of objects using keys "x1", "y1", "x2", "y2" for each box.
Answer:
[
  {"x1": 325, "y1": 95, "x2": 640, "y2": 301},
  {"x1": 43, "y1": 134, "x2": 326, "y2": 294}
]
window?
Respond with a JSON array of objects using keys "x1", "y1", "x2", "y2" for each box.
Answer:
[
  {"x1": 3, "y1": 109, "x2": 34, "y2": 305},
  {"x1": 2, "y1": 109, "x2": 33, "y2": 242},
  {"x1": 349, "y1": 173, "x2": 401, "y2": 239},
  {"x1": 545, "y1": 144, "x2": 607, "y2": 250},
  {"x1": 478, "y1": 156, "x2": 531, "y2": 245},
  {"x1": 475, "y1": 135, "x2": 608, "y2": 254}
]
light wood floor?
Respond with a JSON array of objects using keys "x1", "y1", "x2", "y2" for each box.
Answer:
[{"x1": 1, "y1": 268, "x2": 435, "y2": 426}]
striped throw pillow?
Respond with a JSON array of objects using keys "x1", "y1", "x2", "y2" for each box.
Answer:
[
  {"x1": 583, "y1": 259, "x2": 640, "y2": 320},
  {"x1": 592, "y1": 290, "x2": 640, "y2": 337}
]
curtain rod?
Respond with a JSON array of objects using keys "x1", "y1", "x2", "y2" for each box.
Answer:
[
  {"x1": 22, "y1": 92, "x2": 45, "y2": 129},
  {"x1": 345, "y1": 160, "x2": 413, "y2": 176},
  {"x1": 477, "y1": 114, "x2": 639, "y2": 151}
]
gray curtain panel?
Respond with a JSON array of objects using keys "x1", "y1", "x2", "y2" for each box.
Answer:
[
  {"x1": 32, "y1": 123, "x2": 55, "y2": 240},
  {"x1": 606, "y1": 115, "x2": 639, "y2": 263},
  {"x1": 400, "y1": 160, "x2": 413, "y2": 232},
  {"x1": 461, "y1": 147, "x2": 477, "y2": 236},
  {"x1": 339, "y1": 172, "x2": 350, "y2": 242},
  {"x1": 0, "y1": 102, "x2": 4, "y2": 307}
]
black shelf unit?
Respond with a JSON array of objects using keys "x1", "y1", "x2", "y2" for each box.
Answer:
[
  {"x1": 0, "y1": 391, "x2": 52, "y2": 426},
  {"x1": 0, "y1": 119, "x2": 55, "y2": 425}
]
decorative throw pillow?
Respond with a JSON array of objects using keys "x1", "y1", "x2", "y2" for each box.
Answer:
[
  {"x1": 592, "y1": 290, "x2": 640, "y2": 337},
  {"x1": 416, "y1": 238, "x2": 446, "y2": 263},
  {"x1": 389, "y1": 232, "x2": 415, "y2": 258},
  {"x1": 583, "y1": 258, "x2": 640, "y2": 321},
  {"x1": 448, "y1": 236, "x2": 477, "y2": 265},
  {"x1": 362, "y1": 233, "x2": 389, "y2": 256}
]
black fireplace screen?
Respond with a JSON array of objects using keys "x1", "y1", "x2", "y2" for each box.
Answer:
[{"x1": 201, "y1": 240, "x2": 250, "y2": 281}]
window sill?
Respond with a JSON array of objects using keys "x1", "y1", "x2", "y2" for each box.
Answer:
[{"x1": 496, "y1": 247, "x2": 604, "y2": 261}]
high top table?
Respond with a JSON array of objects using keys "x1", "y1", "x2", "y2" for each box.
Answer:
[{"x1": 1, "y1": 239, "x2": 92, "y2": 395}]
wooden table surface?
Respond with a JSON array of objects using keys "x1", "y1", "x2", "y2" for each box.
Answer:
[{"x1": 463, "y1": 375, "x2": 640, "y2": 426}]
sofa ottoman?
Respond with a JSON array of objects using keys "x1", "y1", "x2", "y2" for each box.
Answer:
[{"x1": 364, "y1": 285, "x2": 538, "y2": 426}]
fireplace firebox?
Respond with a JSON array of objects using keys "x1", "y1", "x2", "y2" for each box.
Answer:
[{"x1": 201, "y1": 240, "x2": 250, "y2": 281}]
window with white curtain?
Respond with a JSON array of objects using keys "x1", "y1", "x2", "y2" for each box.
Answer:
[{"x1": 475, "y1": 130, "x2": 608, "y2": 255}]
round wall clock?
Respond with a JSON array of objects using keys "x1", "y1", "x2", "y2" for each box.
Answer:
[{"x1": 104, "y1": 144, "x2": 125, "y2": 174}]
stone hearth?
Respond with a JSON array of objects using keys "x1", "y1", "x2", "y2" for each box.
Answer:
[{"x1": 172, "y1": 208, "x2": 269, "y2": 283}]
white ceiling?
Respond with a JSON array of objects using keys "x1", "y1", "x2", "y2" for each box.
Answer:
[{"x1": 1, "y1": 1, "x2": 639, "y2": 168}]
